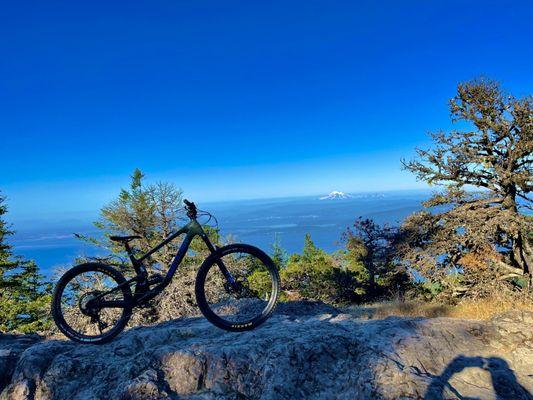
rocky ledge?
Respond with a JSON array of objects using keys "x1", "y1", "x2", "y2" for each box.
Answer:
[{"x1": 0, "y1": 302, "x2": 532, "y2": 400}]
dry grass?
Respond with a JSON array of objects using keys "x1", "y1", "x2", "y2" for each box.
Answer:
[
  {"x1": 344, "y1": 292, "x2": 533, "y2": 321},
  {"x1": 447, "y1": 292, "x2": 533, "y2": 320}
]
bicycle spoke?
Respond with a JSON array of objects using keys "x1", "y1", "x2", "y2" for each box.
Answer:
[
  {"x1": 58, "y1": 269, "x2": 128, "y2": 338},
  {"x1": 202, "y1": 250, "x2": 276, "y2": 325}
]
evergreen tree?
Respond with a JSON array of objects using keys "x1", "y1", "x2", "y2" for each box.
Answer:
[
  {"x1": 79, "y1": 168, "x2": 189, "y2": 269},
  {"x1": 0, "y1": 192, "x2": 18, "y2": 289},
  {"x1": 270, "y1": 234, "x2": 288, "y2": 270},
  {"x1": 0, "y1": 192, "x2": 51, "y2": 333},
  {"x1": 342, "y1": 218, "x2": 400, "y2": 297}
]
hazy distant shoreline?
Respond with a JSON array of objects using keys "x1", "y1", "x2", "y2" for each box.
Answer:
[{"x1": 8, "y1": 190, "x2": 431, "y2": 276}]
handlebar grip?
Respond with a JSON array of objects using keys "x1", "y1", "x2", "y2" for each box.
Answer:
[
  {"x1": 184, "y1": 199, "x2": 197, "y2": 211},
  {"x1": 184, "y1": 199, "x2": 197, "y2": 219}
]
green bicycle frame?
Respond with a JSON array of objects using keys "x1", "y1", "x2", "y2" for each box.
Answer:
[{"x1": 96, "y1": 219, "x2": 236, "y2": 308}]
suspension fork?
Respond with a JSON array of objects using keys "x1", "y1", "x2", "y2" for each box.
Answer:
[{"x1": 201, "y1": 234, "x2": 238, "y2": 288}]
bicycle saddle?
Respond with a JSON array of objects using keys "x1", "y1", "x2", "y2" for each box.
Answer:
[{"x1": 109, "y1": 235, "x2": 142, "y2": 243}]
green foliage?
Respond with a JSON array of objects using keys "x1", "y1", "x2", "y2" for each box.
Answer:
[
  {"x1": 0, "y1": 281, "x2": 52, "y2": 333},
  {"x1": 271, "y1": 234, "x2": 288, "y2": 270},
  {"x1": 342, "y1": 237, "x2": 370, "y2": 286},
  {"x1": 342, "y1": 218, "x2": 408, "y2": 299},
  {"x1": 79, "y1": 169, "x2": 193, "y2": 271},
  {"x1": 514, "y1": 277, "x2": 529, "y2": 289},
  {"x1": 0, "y1": 193, "x2": 17, "y2": 282},
  {"x1": 83, "y1": 169, "x2": 221, "y2": 268},
  {"x1": 247, "y1": 269, "x2": 274, "y2": 299},
  {"x1": 0, "y1": 192, "x2": 51, "y2": 333},
  {"x1": 424, "y1": 282, "x2": 444, "y2": 296},
  {"x1": 281, "y1": 234, "x2": 363, "y2": 303},
  {"x1": 278, "y1": 221, "x2": 412, "y2": 305}
]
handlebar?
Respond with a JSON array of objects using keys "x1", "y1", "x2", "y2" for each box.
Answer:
[{"x1": 183, "y1": 199, "x2": 197, "y2": 219}]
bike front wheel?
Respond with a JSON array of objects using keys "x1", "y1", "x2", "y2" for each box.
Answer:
[{"x1": 195, "y1": 244, "x2": 280, "y2": 331}]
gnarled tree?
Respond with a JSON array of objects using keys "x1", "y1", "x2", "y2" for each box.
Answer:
[{"x1": 401, "y1": 79, "x2": 532, "y2": 294}]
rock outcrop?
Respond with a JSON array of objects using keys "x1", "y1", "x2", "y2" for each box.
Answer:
[{"x1": 1, "y1": 302, "x2": 531, "y2": 400}]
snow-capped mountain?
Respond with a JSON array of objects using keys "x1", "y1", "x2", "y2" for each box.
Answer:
[{"x1": 319, "y1": 191, "x2": 353, "y2": 200}]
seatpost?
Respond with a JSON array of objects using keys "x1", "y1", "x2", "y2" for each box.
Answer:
[{"x1": 124, "y1": 242, "x2": 147, "y2": 279}]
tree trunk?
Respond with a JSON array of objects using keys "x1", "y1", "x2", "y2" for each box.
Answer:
[
  {"x1": 368, "y1": 271, "x2": 375, "y2": 295},
  {"x1": 520, "y1": 234, "x2": 533, "y2": 290},
  {"x1": 502, "y1": 188, "x2": 517, "y2": 212},
  {"x1": 502, "y1": 192, "x2": 530, "y2": 289},
  {"x1": 511, "y1": 231, "x2": 532, "y2": 290},
  {"x1": 366, "y1": 253, "x2": 376, "y2": 296}
]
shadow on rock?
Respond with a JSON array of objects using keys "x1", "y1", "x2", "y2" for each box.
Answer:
[{"x1": 423, "y1": 355, "x2": 532, "y2": 400}]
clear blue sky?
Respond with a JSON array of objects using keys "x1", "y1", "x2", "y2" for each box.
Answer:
[{"x1": 1, "y1": 0, "x2": 532, "y2": 218}]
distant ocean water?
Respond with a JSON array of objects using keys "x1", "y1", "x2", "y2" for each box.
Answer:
[{"x1": 9, "y1": 191, "x2": 430, "y2": 277}]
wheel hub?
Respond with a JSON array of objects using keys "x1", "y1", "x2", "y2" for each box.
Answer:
[
  {"x1": 79, "y1": 291, "x2": 102, "y2": 317},
  {"x1": 224, "y1": 281, "x2": 252, "y2": 299}
]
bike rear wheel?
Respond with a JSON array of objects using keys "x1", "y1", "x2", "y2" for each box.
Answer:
[
  {"x1": 52, "y1": 263, "x2": 133, "y2": 344},
  {"x1": 195, "y1": 244, "x2": 280, "y2": 331}
]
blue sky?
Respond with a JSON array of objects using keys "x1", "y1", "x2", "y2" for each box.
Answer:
[{"x1": 1, "y1": 0, "x2": 532, "y2": 219}]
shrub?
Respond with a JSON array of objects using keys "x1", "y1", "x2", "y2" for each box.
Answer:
[{"x1": 280, "y1": 234, "x2": 362, "y2": 303}]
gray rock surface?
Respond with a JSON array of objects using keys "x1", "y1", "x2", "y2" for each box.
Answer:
[{"x1": 0, "y1": 301, "x2": 531, "y2": 400}]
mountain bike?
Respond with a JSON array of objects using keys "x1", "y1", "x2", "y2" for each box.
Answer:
[{"x1": 52, "y1": 200, "x2": 280, "y2": 344}]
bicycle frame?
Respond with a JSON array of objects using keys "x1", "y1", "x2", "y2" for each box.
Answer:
[
  {"x1": 95, "y1": 218, "x2": 235, "y2": 308},
  {"x1": 133, "y1": 219, "x2": 210, "y2": 285}
]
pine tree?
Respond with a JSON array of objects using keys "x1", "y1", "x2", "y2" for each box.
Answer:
[
  {"x1": 270, "y1": 234, "x2": 288, "y2": 270},
  {"x1": 0, "y1": 192, "x2": 51, "y2": 333},
  {"x1": 80, "y1": 168, "x2": 189, "y2": 269},
  {"x1": 0, "y1": 192, "x2": 18, "y2": 289},
  {"x1": 342, "y1": 218, "x2": 399, "y2": 296}
]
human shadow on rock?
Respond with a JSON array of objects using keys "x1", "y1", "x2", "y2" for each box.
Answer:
[{"x1": 424, "y1": 355, "x2": 532, "y2": 400}]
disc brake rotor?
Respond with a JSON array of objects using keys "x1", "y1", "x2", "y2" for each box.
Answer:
[{"x1": 79, "y1": 291, "x2": 103, "y2": 317}]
